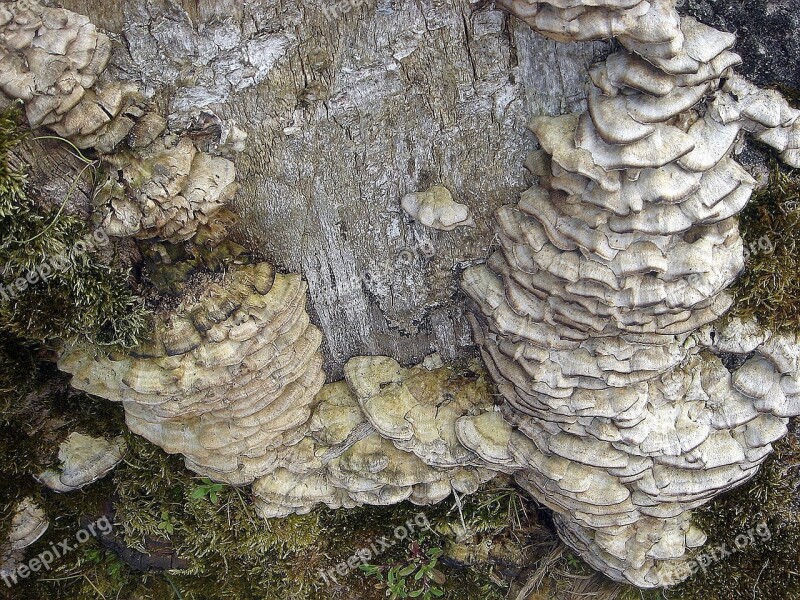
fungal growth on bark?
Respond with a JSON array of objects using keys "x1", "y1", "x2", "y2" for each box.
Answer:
[
  {"x1": 0, "y1": 498, "x2": 48, "y2": 578},
  {"x1": 721, "y1": 74, "x2": 800, "y2": 167},
  {"x1": 401, "y1": 185, "x2": 476, "y2": 231},
  {"x1": 252, "y1": 356, "x2": 497, "y2": 518},
  {"x1": 6, "y1": 0, "x2": 799, "y2": 594},
  {"x1": 58, "y1": 263, "x2": 326, "y2": 485},
  {"x1": 36, "y1": 432, "x2": 126, "y2": 493},
  {"x1": 0, "y1": 0, "x2": 143, "y2": 152},
  {"x1": 95, "y1": 137, "x2": 239, "y2": 242},
  {"x1": 461, "y1": 0, "x2": 800, "y2": 587}
]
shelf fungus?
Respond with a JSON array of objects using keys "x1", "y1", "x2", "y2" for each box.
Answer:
[
  {"x1": 33, "y1": 0, "x2": 800, "y2": 591},
  {"x1": 95, "y1": 137, "x2": 239, "y2": 242},
  {"x1": 252, "y1": 356, "x2": 498, "y2": 519},
  {"x1": 58, "y1": 263, "x2": 326, "y2": 485},
  {"x1": 463, "y1": 0, "x2": 800, "y2": 588},
  {"x1": 401, "y1": 185, "x2": 476, "y2": 231},
  {"x1": 0, "y1": 498, "x2": 48, "y2": 579},
  {"x1": 36, "y1": 432, "x2": 126, "y2": 493},
  {"x1": 0, "y1": 0, "x2": 143, "y2": 152}
]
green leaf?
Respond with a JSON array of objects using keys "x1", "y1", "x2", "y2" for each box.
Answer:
[
  {"x1": 158, "y1": 521, "x2": 174, "y2": 535},
  {"x1": 360, "y1": 565, "x2": 381, "y2": 576},
  {"x1": 189, "y1": 487, "x2": 207, "y2": 500},
  {"x1": 399, "y1": 565, "x2": 416, "y2": 577}
]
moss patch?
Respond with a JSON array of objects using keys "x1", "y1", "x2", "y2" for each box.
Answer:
[
  {"x1": 0, "y1": 104, "x2": 146, "y2": 348},
  {"x1": 729, "y1": 167, "x2": 800, "y2": 331},
  {"x1": 1, "y1": 424, "x2": 527, "y2": 599}
]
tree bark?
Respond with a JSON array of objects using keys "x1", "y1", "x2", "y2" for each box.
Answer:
[{"x1": 51, "y1": 0, "x2": 603, "y2": 378}]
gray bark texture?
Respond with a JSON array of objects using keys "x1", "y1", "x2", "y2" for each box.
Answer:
[
  {"x1": 49, "y1": 0, "x2": 795, "y2": 379},
  {"x1": 51, "y1": 0, "x2": 602, "y2": 379}
]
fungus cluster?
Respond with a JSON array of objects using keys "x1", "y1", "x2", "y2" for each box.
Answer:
[
  {"x1": 0, "y1": 0, "x2": 143, "y2": 152},
  {"x1": 462, "y1": 0, "x2": 800, "y2": 588},
  {"x1": 58, "y1": 263, "x2": 326, "y2": 485},
  {"x1": 7, "y1": 0, "x2": 800, "y2": 591},
  {"x1": 95, "y1": 137, "x2": 238, "y2": 243},
  {"x1": 0, "y1": 1, "x2": 239, "y2": 242},
  {"x1": 252, "y1": 356, "x2": 497, "y2": 518}
]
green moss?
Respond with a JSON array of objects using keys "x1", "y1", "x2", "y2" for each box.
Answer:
[
  {"x1": 0, "y1": 109, "x2": 140, "y2": 599},
  {"x1": 0, "y1": 428, "x2": 526, "y2": 600},
  {"x1": 0, "y1": 104, "x2": 146, "y2": 348},
  {"x1": 729, "y1": 167, "x2": 800, "y2": 331},
  {"x1": 113, "y1": 433, "x2": 322, "y2": 568}
]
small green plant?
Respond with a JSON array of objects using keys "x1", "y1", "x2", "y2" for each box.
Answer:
[
  {"x1": 81, "y1": 545, "x2": 124, "y2": 577},
  {"x1": 81, "y1": 547, "x2": 103, "y2": 565},
  {"x1": 158, "y1": 509, "x2": 175, "y2": 535},
  {"x1": 189, "y1": 477, "x2": 226, "y2": 504},
  {"x1": 361, "y1": 543, "x2": 446, "y2": 599},
  {"x1": 564, "y1": 552, "x2": 584, "y2": 571}
]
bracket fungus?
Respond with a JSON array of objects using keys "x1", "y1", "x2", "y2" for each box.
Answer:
[
  {"x1": 36, "y1": 432, "x2": 126, "y2": 493},
  {"x1": 95, "y1": 137, "x2": 239, "y2": 242},
  {"x1": 401, "y1": 185, "x2": 476, "y2": 231},
  {"x1": 0, "y1": 498, "x2": 48, "y2": 578},
  {"x1": 58, "y1": 263, "x2": 326, "y2": 485},
  {"x1": 252, "y1": 356, "x2": 497, "y2": 519},
  {"x1": 462, "y1": 0, "x2": 800, "y2": 587},
  {"x1": 25, "y1": 0, "x2": 800, "y2": 591},
  {"x1": 0, "y1": 0, "x2": 143, "y2": 152}
]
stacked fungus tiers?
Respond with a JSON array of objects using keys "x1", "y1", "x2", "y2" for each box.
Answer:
[
  {"x1": 11, "y1": 0, "x2": 800, "y2": 590},
  {"x1": 95, "y1": 137, "x2": 238, "y2": 243},
  {"x1": 462, "y1": 3, "x2": 800, "y2": 588},
  {"x1": 252, "y1": 356, "x2": 498, "y2": 518},
  {"x1": 0, "y1": 0, "x2": 142, "y2": 152},
  {"x1": 58, "y1": 263, "x2": 326, "y2": 485},
  {"x1": 494, "y1": 2, "x2": 800, "y2": 166}
]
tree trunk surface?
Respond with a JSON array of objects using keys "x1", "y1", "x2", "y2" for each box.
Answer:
[
  {"x1": 50, "y1": 0, "x2": 797, "y2": 379},
  {"x1": 53, "y1": 0, "x2": 603, "y2": 379}
]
